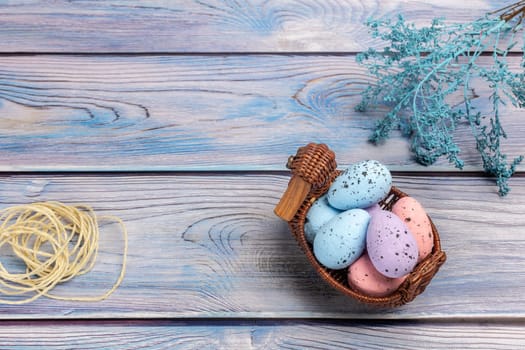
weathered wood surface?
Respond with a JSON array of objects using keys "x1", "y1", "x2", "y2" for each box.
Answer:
[
  {"x1": 0, "y1": 320, "x2": 524, "y2": 349},
  {"x1": 0, "y1": 55, "x2": 523, "y2": 172},
  {"x1": 0, "y1": 174, "x2": 523, "y2": 319},
  {"x1": 2, "y1": 0, "x2": 525, "y2": 347},
  {"x1": 0, "y1": 0, "x2": 516, "y2": 53}
]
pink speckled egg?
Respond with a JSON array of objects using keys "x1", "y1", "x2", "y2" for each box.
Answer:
[
  {"x1": 392, "y1": 196, "x2": 434, "y2": 262},
  {"x1": 347, "y1": 253, "x2": 408, "y2": 297}
]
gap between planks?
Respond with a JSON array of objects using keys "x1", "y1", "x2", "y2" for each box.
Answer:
[
  {"x1": 0, "y1": 170, "x2": 522, "y2": 178},
  {"x1": 2, "y1": 317, "x2": 525, "y2": 326},
  {"x1": 0, "y1": 51, "x2": 522, "y2": 56}
]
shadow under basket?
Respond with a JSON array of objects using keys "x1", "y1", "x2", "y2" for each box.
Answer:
[{"x1": 274, "y1": 143, "x2": 447, "y2": 307}]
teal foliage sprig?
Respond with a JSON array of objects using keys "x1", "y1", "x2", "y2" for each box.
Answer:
[{"x1": 356, "y1": 8, "x2": 525, "y2": 195}]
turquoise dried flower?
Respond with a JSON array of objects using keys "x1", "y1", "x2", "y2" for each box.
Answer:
[{"x1": 356, "y1": 4, "x2": 525, "y2": 196}]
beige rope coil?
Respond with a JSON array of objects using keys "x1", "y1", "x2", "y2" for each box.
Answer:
[{"x1": 0, "y1": 201, "x2": 127, "y2": 304}]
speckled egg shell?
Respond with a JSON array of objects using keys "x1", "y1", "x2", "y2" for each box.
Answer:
[
  {"x1": 366, "y1": 210, "x2": 419, "y2": 278},
  {"x1": 304, "y1": 194, "x2": 342, "y2": 244},
  {"x1": 392, "y1": 196, "x2": 434, "y2": 262},
  {"x1": 313, "y1": 209, "x2": 370, "y2": 270},
  {"x1": 347, "y1": 253, "x2": 408, "y2": 297},
  {"x1": 327, "y1": 160, "x2": 392, "y2": 210}
]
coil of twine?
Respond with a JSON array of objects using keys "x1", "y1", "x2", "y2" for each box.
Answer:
[{"x1": 0, "y1": 201, "x2": 127, "y2": 304}]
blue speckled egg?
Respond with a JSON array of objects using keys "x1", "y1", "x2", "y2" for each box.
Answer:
[
  {"x1": 313, "y1": 209, "x2": 370, "y2": 270},
  {"x1": 366, "y1": 210, "x2": 419, "y2": 278},
  {"x1": 327, "y1": 160, "x2": 392, "y2": 210},
  {"x1": 304, "y1": 194, "x2": 341, "y2": 243}
]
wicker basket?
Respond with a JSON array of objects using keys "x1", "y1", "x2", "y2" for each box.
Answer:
[{"x1": 274, "y1": 143, "x2": 446, "y2": 307}]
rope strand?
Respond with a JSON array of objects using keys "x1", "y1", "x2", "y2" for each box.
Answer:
[{"x1": 0, "y1": 202, "x2": 127, "y2": 304}]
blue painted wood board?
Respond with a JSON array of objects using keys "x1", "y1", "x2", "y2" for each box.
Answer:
[
  {"x1": 0, "y1": 0, "x2": 519, "y2": 52},
  {"x1": 0, "y1": 55, "x2": 523, "y2": 172}
]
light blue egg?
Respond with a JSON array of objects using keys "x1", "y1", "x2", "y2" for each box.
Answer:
[
  {"x1": 327, "y1": 160, "x2": 392, "y2": 210},
  {"x1": 313, "y1": 209, "x2": 370, "y2": 269},
  {"x1": 305, "y1": 194, "x2": 341, "y2": 243}
]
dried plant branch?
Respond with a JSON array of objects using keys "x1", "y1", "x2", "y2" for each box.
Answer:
[{"x1": 356, "y1": 3, "x2": 525, "y2": 195}]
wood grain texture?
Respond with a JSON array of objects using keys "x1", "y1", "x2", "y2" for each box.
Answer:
[
  {"x1": 2, "y1": 0, "x2": 523, "y2": 344},
  {"x1": 0, "y1": 55, "x2": 523, "y2": 172},
  {"x1": 0, "y1": 173, "x2": 523, "y2": 319},
  {"x1": 0, "y1": 0, "x2": 516, "y2": 53},
  {"x1": 0, "y1": 320, "x2": 524, "y2": 349}
]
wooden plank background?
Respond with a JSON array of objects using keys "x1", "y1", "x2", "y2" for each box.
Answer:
[
  {"x1": 1, "y1": 0, "x2": 524, "y2": 348},
  {"x1": 0, "y1": 55, "x2": 523, "y2": 172},
  {"x1": 0, "y1": 320, "x2": 524, "y2": 349},
  {"x1": 0, "y1": 0, "x2": 519, "y2": 53},
  {"x1": 0, "y1": 174, "x2": 524, "y2": 319}
]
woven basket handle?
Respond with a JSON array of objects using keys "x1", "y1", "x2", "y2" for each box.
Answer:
[{"x1": 274, "y1": 143, "x2": 337, "y2": 221}]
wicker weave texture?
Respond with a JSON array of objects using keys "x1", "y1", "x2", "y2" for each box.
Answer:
[{"x1": 282, "y1": 143, "x2": 446, "y2": 307}]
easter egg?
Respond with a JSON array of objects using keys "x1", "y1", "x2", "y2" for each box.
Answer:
[
  {"x1": 327, "y1": 160, "x2": 392, "y2": 210},
  {"x1": 366, "y1": 210, "x2": 418, "y2": 278},
  {"x1": 392, "y1": 196, "x2": 434, "y2": 262},
  {"x1": 304, "y1": 194, "x2": 342, "y2": 243},
  {"x1": 313, "y1": 209, "x2": 370, "y2": 270},
  {"x1": 347, "y1": 253, "x2": 408, "y2": 297}
]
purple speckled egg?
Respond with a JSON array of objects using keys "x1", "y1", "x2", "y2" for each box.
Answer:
[{"x1": 366, "y1": 210, "x2": 419, "y2": 278}]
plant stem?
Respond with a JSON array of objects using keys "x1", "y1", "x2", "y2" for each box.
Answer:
[{"x1": 489, "y1": 1, "x2": 525, "y2": 23}]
